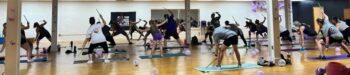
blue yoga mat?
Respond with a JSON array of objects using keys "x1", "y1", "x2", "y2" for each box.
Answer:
[
  {"x1": 307, "y1": 54, "x2": 350, "y2": 60},
  {"x1": 195, "y1": 63, "x2": 262, "y2": 72},
  {"x1": 0, "y1": 57, "x2": 48, "y2": 64},
  {"x1": 281, "y1": 48, "x2": 318, "y2": 52},
  {"x1": 139, "y1": 53, "x2": 186, "y2": 59}
]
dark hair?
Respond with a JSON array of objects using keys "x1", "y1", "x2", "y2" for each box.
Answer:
[
  {"x1": 316, "y1": 18, "x2": 324, "y2": 25},
  {"x1": 89, "y1": 17, "x2": 95, "y2": 25},
  {"x1": 34, "y1": 22, "x2": 39, "y2": 28},
  {"x1": 332, "y1": 17, "x2": 340, "y2": 23},
  {"x1": 225, "y1": 20, "x2": 230, "y2": 25},
  {"x1": 3, "y1": 23, "x2": 6, "y2": 28},
  {"x1": 255, "y1": 20, "x2": 260, "y2": 24}
]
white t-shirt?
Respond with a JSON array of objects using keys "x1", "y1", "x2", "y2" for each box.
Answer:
[{"x1": 86, "y1": 24, "x2": 106, "y2": 44}]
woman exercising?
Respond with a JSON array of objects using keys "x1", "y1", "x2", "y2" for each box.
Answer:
[
  {"x1": 34, "y1": 20, "x2": 52, "y2": 50},
  {"x1": 139, "y1": 19, "x2": 168, "y2": 57},
  {"x1": 213, "y1": 25, "x2": 241, "y2": 69},
  {"x1": 316, "y1": 9, "x2": 350, "y2": 59},
  {"x1": 293, "y1": 21, "x2": 317, "y2": 49},
  {"x1": 110, "y1": 16, "x2": 133, "y2": 44},
  {"x1": 129, "y1": 19, "x2": 144, "y2": 40},
  {"x1": 2, "y1": 22, "x2": 34, "y2": 62},
  {"x1": 202, "y1": 22, "x2": 214, "y2": 44},
  {"x1": 224, "y1": 20, "x2": 248, "y2": 47},
  {"x1": 331, "y1": 17, "x2": 350, "y2": 44},
  {"x1": 82, "y1": 13, "x2": 110, "y2": 63}
]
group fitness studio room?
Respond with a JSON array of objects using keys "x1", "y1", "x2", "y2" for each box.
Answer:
[{"x1": 1, "y1": 0, "x2": 350, "y2": 75}]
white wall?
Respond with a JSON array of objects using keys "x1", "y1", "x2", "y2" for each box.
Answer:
[{"x1": 0, "y1": 1, "x2": 286, "y2": 41}]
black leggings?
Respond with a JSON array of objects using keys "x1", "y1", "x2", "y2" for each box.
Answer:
[
  {"x1": 130, "y1": 29, "x2": 144, "y2": 39},
  {"x1": 88, "y1": 42, "x2": 109, "y2": 54},
  {"x1": 341, "y1": 27, "x2": 350, "y2": 43},
  {"x1": 204, "y1": 32, "x2": 213, "y2": 44}
]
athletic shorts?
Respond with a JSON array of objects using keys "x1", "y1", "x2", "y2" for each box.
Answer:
[
  {"x1": 323, "y1": 37, "x2": 343, "y2": 44},
  {"x1": 164, "y1": 31, "x2": 179, "y2": 39},
  {"x1": 152, "y1": 32, "x2": 162, "y2": 41},
  {"x1": 21, "y1": 36, "x2": 26, "y2": 45},
  {"x1": 223, "y1": 35, "x2": 238, "y2": 46},
  {"x1": 88, "y1": 42, "x2": 109, "y2": 54},
  {"x1": 280, "y1": 31, "x2": 290, "y2": 38}
]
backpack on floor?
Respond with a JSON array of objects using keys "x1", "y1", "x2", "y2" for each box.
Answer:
[{"x1": 191, "y1": 36, "x2": 200, "y2": 45}]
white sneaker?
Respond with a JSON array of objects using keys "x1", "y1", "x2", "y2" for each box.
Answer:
[
  {"x1": 27, "y1": 59, "x2": 33, "y2": 63},
  {"x1": 104, "y1": 59, "x2": 110, "y2": 63},
  {"x1": 87, "y1": 60, "x2": 93, "y2": 64}
]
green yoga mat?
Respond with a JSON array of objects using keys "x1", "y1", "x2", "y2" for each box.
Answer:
[
  {"x1": 139, "y1": 53, "x2": 187, "y2": 59},
  {"x1": 195, "y1": 63, "x2": 262, "y2": 72}
]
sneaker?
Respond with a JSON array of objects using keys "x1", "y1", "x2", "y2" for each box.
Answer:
[
  {"x1": 27, "y1": 59, "x2": 33, "y2": 63},
  {"x1": 87, "y1": 60, "x2": 93, "y2": 64},
  {"x1": 202, "y1": 40, "x2": 206, "y2": 43},
  {"x1": 318, "y1": 56, "x2": 326, "y2": 59},
  {"x1": 347, "y1": 54, "x2": 350, "y2": 57},
  {"x1": 104, "y1": 59, "x2": 110, "y2": 63},
  {"x1": 129, "y1": 42, "x2": 133, "y2": 44}
]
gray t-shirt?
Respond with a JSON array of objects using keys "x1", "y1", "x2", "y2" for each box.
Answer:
[
  {"x1": 321, "y1": 20, "x2": 343, "y2": 39},
  {"x1": 213, "y1": 26, "x2": 237, "y2": 43},
  {"x1": 338, "y1": 21, "x2": 349, "y2": 31}
]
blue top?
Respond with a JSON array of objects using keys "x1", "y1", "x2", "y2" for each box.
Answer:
[{"x1": 165, "y1": 15, "x2": 177, "y2": 32}]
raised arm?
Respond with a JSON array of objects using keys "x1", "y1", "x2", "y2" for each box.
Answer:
[
  {"x1": 39, "y1": 20, "x2": 47, "y2": 27},
  {"x1": 99, "y1": 14, "x2": 107, "y2": 26},
  {"x1": 216, "y1": 12, "x2": 221, "y2": 19},
  {"x1": 321, "y1": 9, "x2": 329, "y2": 20},
  {"x1": 261, "y1": 17, "x2": 267, "y2": 24},
  {"x1": 157, "y1": 19, "x2": 168, "y2": 27},
  {"x1": 22, "y1": 22, "x2": 30, "y2": 30},
  {"x1": 166, "y1": 9, "x2": 174, "y2": 16}
]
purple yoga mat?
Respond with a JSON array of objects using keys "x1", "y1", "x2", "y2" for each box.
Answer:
[
  {"x1": 281, "y1": 48, "x2": 318, "y2": 52},
  {"x1": 307, "y1": 54, "x2": 350, "y2": 60}
]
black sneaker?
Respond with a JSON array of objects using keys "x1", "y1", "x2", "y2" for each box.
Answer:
[
  {"x1": 129, "y1": 42, "x2": 133, "y2": 44},
  {"x1": 319, "y1": 56, "x2": 326, "y2": 59},
  {"x1": 347, "y1": 54, "x2": 350, "y2": 57},
  {"x1": 202, "y1": 40, "x2": 206, "y2": 43}
]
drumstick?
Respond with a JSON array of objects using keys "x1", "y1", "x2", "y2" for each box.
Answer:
[
  {"x1": 96, "y1": 9, "x2": 101, "y2": 15},
  {"x1": 24, "y1": 15, "x2": 29, "y2": 22}
]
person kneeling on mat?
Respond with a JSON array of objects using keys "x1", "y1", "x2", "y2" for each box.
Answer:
[
  {"x1": 315, "y1": 9, "x2": 350, "y2": 59},
  {"x1": 213, "y1": 25, "x2": 241, "y2": 69},
  {"x1": 82, "y1": 15, "x2": 110, "y2": 63},
  {"x1": 294, "y1": 21, "x2": 317, "y2": 49},
  {"x1": 331, "y1": 17, "x2": 350, "y2": 45}
]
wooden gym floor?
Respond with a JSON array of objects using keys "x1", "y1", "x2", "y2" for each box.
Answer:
[{"x1": 0, "y1": 29, "x2": 350, "y2": 75}]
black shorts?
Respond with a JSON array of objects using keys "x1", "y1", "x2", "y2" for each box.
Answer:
[
  {"x1": 341, "y1": 27, "x2": 350, "y2": 36},
  {"x1": 223, "y1": 35, "x2": 238, "y2": 47},
  {"x1": 330, "y1": 37, "x2": 343, "y2": 44},
  {"x1": 88, "y1": 42, "x2": 109, "y2": 54},
  {"x1": 38, "y1": 32, "x2": 51, "y2": 41},
  {"x1": 164, "y1": 31, "x2": 179, "y2": 39}
]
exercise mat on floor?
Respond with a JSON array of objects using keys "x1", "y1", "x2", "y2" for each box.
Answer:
[
  {"x1": 139, "y1": 53, "x2": 186, "y2": 59},
  {"x1": 307, "y1": 54, "x2": 350, "y2": 60},
  {"x1": 195, "y1": 63, "x2": 262, "y2": 72},
  {"x1": 74, "y1": 58, "x2": 129, "y2": 64},
  {"x1": 281, "y1": 48, "x2": 318, "y2": 52},
  {"x1": 0, "y1": 57, "x2": 48, "y2": 64}
]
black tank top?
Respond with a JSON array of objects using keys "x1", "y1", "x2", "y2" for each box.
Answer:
[{"x1": 302, "y1": 25, "x2": 317, "y2": 36}]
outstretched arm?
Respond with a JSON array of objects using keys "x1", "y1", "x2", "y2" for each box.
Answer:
[
  {"x1": 321, "y1": 9, "x2": 329, "y2": 20},
  {"x1": 22, "y1": 22, "x2": 30, "y2": 30},
  {"x1": 157, "y1": 19, "x2": 168, "y2": 27}
]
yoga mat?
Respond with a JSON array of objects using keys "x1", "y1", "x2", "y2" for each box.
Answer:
[
  {"x1": 195, "y1": 63, "x2": 262, "y2": 72},
  {"x1": 0, "y1": 57, "x2": 48, "y2": 64},
  {"x1": 74, "y1": 58, "x2": 129, "y2": 64},
  {"x1": 147, "y1": 46, "x2": 189, "y2": 49},
  {"x1": 281, "y1": 48, "x2": 318, "y2": 52},
  {"x1": 81, "y1": 50, "x2": 127, "y2": 55},
  {"x1": 139, "y1": 53, "x2": 186, "y2": 59},
  {"x1": 307, "y1": 54, "x2": 350, "y2": 60},
  {"x1": 78, "y1": 46, "x2": 114, "y2": 50}
]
